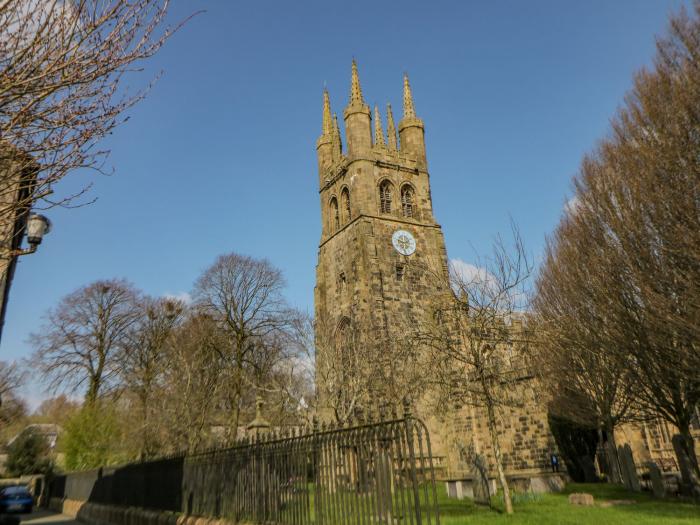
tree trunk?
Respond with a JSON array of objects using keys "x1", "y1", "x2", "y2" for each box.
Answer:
[
  {"x1": 85, "y1": 376, "x2": 99, "y2": 406},
  {"x1": 604, "y1": 420, "x2": 622, "y2": 484},
  {"x1": 486, "y1": 400, "x2": 513, "y2": 514},
  {"x1": 674, "y1": 423, "x2": 700, "y2": 498}
]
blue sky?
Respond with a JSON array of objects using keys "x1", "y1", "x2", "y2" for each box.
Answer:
[{"x1": 3, "y1": 0, "x2": 689, "y2": 404}]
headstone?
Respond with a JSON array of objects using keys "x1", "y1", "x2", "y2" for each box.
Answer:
[
  {"x1": 618, "y1": 444, "x2": 640, "y2": 492},
  {"x1": 568, "y1": 493, "x2": 594, "y2": 506},
  {"x1": 471, "y1": 454, "x2": 491, "y2": 505},
  {"x1": 579, "y1": 455, "x2": 599, "y2": 482},
  {"x1": 645, "y1": 461, "x2": 665, "y2": 498}
]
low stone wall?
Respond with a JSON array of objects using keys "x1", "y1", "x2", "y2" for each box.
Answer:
[{"x1": 49, "y1": 497, "x2": 242, "y2": 525}]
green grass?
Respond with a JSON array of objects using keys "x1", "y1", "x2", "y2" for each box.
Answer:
[{"x1": 436, "y1": 483, "x2": 700, "y2": 525}]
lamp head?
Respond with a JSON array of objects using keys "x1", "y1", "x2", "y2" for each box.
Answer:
[{"x1": 26, "y1": 214, "x2": 51, "y2": 247}]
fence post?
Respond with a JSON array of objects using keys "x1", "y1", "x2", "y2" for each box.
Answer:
[
  {"x1": 313, "y1": 416, "x2": 323, "y2": 525},
  {"x1": 403, "y1": 398, "x2": 423, "y2": 525}
]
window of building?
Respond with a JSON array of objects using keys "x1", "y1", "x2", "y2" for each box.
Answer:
[
  {"x1": 341, "y1": 188, "x2": 351, "y2": 223},
  {"x1": 401, "y1": 185, "x2": 415, "y2": 218},
  {"x1": 329, "y1": 197, "x2": 339, "y2": 232},
  {"x1": 338, "y1": 272, "x2": 347, "y2": 292},
  {"x1": 395, "y1": 263, "x2": 405, "y2": 281},
  {"x1": 379, "y1": 180, "x2": 394, "y2": 214}
]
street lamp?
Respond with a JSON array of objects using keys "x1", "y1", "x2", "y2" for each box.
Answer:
[{"x1": 13, "y1": 213, "x2": 51, "y2": 256}]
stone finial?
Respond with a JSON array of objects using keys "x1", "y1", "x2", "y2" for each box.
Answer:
[
  {"x1": 403, "y1": 73, "x2": 416, "y2": 118},
  {"x1": 246, "y1": 396, "x2": 270, "y2": 437},
  {"x1": 373, "y1": 106, "x2": 385, "y2": 148},
  {"x1": 349, "y1": 59, "x2": 365, "y2": 107},
  {"x1": 322, "y1": 89, "x2": 333, "y2": 135},
  {"x1": 386, "y1": 103, "x2": 398, "y2": 151}
]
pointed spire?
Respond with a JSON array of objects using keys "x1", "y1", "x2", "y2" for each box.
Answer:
[
  {"x1": 373, "y1": 106, "x2": 385, "y2": 148},
  {"x1": 403, "y1": 73, "x2": 416, "y2": 118},
  {"x1": 349, "y1": 59, "x2": 365, "y2": 106},
  {"x1": 322, "y1": 89, "x2": 333, "y2": 135},
  {"x1": 386, "y1": 103, "x2": 398, "y2": 151}
]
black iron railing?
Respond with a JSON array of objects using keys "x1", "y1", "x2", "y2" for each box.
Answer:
[{"x1": 50, "y1": 402, "x2": 440, "y2": 525}]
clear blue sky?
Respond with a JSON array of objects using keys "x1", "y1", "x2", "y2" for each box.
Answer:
[{"x1": 3, "y1": 0, "x2": 689, "y2": 404}]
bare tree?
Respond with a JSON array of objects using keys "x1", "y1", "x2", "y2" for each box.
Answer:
[
  {"x1": 0, "y1": 0, "x2": 192, "y2": 226},
  {"x1": 158, "y1": 313, "x2": 226, "y2": 453},
  {"x1": 416, "y1": 226, "x2": 532, "y2": 515},
  {"x1": 534, "y1": 4, "x2": 700, "y2": 496},
  {"x1": 30, "y1": 279, "x2": 140, "y2": 404},
  {"x1": 0, "y1": 360, "x2": 26, "y2": 431},
  {"x1": 193, "y1": 253, "x2": 302, "y2": 443},
  {"x1": 533, "y1": 214, "x2": 643, "y2": 482},
  {"x1": 122, "y1": 296, "x2": 184, "y2": 458}
]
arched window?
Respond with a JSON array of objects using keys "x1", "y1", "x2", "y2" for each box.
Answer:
[
  {"x1": 341, "y1": 188, "x2": 351, "y2": 223},
  {"x1": 379, "y1": 180, "x2": 394, "y2": 214},
  {"x1": 330, "y1": 197, "x2": 339, "y2": 232},
  {"x1": 401, "y1": 185, "x2": 416, "y2": 218}
]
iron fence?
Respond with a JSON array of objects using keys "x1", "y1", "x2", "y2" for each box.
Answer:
[{"x1": 51, "y1": 402, "x2": 440, "y2": 525}]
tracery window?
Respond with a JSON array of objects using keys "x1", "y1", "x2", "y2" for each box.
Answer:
[
  {"x1": 330, "y1": 197, "x2": 339, "y2": 232},
  {"x1": 379, "y1": 180, "x2": 394, "y2": 214},
  {"x1": 341, "y1": 188, "x2": 351, "y2": 223},
  {"x1": 401, "y1": 184, "x2": 416, "y2": 218}
]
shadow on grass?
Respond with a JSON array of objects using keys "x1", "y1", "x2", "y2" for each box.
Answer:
[{"x1": 434, "y1": 482, "x2": 700, "y2": 524}]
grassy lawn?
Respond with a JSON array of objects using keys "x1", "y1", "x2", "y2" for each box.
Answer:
[{"x1": 437, "y1": 483, "x2": 700, "y2": 525}]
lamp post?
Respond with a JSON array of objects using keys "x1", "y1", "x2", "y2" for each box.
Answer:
[
  {"x1": 17, "y1": 214, "x2": 52, "y2": 256},
  {"x1": 0, "y1": 213, "x2": 52, "y2": 344}
]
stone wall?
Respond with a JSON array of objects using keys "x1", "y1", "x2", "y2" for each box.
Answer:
[{"x1": 50, "y1": 497, "x2": 244, "y2": 525}]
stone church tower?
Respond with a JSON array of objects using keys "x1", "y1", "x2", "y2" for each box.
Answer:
[
  {"x1": 314, "y1": 61, "x2": 450, "y2": 410},
  {"x1": 314, "y1": 62, "x2": 563, "y2": 486}
]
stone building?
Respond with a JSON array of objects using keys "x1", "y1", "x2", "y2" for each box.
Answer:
[
  {"x1": 313, "y1": 61, "x2": 560, "y2": 487},
  {"x1": 0, "y1": 147, "x2": 37, "y2": 343}
]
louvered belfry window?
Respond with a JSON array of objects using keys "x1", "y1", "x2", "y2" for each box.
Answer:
[
  {"x1": 341, "y1": 188, "x2": 351, "y2": 223},
  {"x1": 379, "y1": 180, "x2": 393, "y2": 214},
  {"x1": 330, "y1": 197, "x2": 339, "y2": 231},
  {"x1": 401, "y1": 185, "x2": 415, "y2": 217}
]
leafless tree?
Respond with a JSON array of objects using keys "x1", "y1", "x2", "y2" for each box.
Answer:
[
  {"x1": 122, "y1": 296, "x2": 184, "y2": 458},
  {"x1": 0, "y1": 0, "x2": 192, "y2": 231},
  {"x1": 30, "y1": 279, "x2": 140, "y2": 404},
  {"x1": 416, "y1": 226, "x2": 532, "y2": 515},
  {"x1": 0, "y1": 360, "x2": 24, "y2": 407},
  {"x1": 532, "y1": 214, "x2": 643, "y2": 482},
  {"x1": 0, "y1": 360, "x2": 26, "y2": 433},
  {"x1": 157, "y1": 313, "x2": 226, "y2": 453},
  {"x1": 193, "y1": 253, "x2": 303, "y2": 443},
  {"x1": 535, "y1": 4, "x2": 700, "y2": 496},
  {"x1": 312, "y1": 308, "x2": 428, "y2": 426}
]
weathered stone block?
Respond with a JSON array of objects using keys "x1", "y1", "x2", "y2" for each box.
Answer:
[{"x1": 568, "y1": 492, "x2": 594, "y2": 506}]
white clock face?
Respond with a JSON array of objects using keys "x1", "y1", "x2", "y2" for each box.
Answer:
[{"x1": 392, "y1": 230, "x2": 416, "y2": 256}]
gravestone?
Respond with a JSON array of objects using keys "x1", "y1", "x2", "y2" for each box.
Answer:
[
  {"x1": 618, "y1": 444, "x2": 640, "y2": 492},
  {"x1": 471, "y1": 454, "x2": 491, "y2": 505},
  {"x1": 645, "y1": 461, "x2": 665, "y2": 498},
  {"x1": 568, "y1": 493, "x2": 595, "y2": 506}
]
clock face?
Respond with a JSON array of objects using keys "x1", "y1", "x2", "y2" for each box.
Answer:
[{"x1": 392, "y1": 230, "x2": 417, "y2": 256}]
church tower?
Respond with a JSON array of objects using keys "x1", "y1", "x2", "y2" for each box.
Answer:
[{"x1": 314, "y1": 61, "x2": 450, "y2": 415}]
